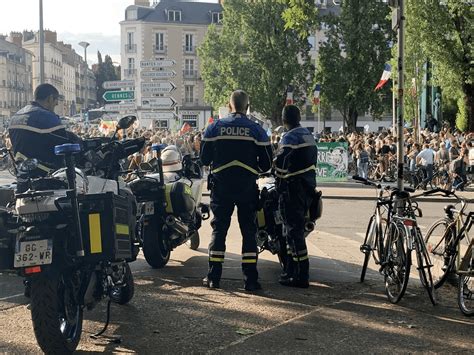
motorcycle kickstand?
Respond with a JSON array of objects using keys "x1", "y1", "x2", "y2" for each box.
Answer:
[{"x1": 90, "y1": 299, "x2": 122, "y2": 344}]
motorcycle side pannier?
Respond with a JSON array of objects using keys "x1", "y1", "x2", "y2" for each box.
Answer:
[
  {"x1": 0, "y1": 209, "x2": 15, "y2": 271},
  {"x1": 164, "y1": 181, "x2": 195, "y2": 215},
  {"x1": 78, "y1": 192, "x2": 134, "y2": 263}
]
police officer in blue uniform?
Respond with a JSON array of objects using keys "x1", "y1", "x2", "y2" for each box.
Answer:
[
  {"x1": 200, "y1": 90, "x2": 273, "y2": 291},
  {"x1": 9, "y1": 84, "x2": 82, "y2": 190},
  {"x1": 274, "y1": 105, "x2": 317, "y2": 288}
]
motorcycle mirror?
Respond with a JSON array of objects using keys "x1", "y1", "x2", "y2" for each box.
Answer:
[
  {"x1": 139, "y1": 162, "x2": 154, "y2": 172},
  {"x1": 117, "y1": 115, "x2": 137, "y2": 130},
  {"x1": 18, "y1": 158, "x2": 39, "y2": 173}
]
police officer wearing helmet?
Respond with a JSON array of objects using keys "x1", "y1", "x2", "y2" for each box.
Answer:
[
  {"x1": 200, "y1": 90, "x2": 273, "y2": 291},
  {"x1": 274, "y1": 105, "x2": 317, "y2": 288},
  {"x1": 9, "y1": 84, "x2": 82, "y2": 191}
]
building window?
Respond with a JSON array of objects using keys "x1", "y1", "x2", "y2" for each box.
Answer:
[
  {"x1": 126, "y1": 9, "x2": 137, "y2": 20},
  {"x1": 185, "y1": 85, "x2": 194, "y2": 103},
  {"x1": 185, "y1": 34, "x2": 194, "y2": 52},
  {"x1": 182, "y1": 116, "x2": 197, "y2": 127},
  {"x1": 212, "y1": 12, "x2": 223, "y2": 24},
  {"x1": 128, "y1": 57, "x2": 135, "y2": 70},
  {"x1": 126, "y1": 32, "x2": 136, "y2": 53},
  {"x1": 155, "y1": 32, "x2": 164, "y2": 51},
  {"x1": 185, "y1": 59, "x2": 194, "y2": 72},
  {"x1": 168, "y1": 10, "x2": 181, "y2": 22}
]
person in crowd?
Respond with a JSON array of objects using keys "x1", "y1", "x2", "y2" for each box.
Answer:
[
  {"x1": 200, "y1": 90, "x2": 273, "y2": 291},
  {"x1": 416, "y1": 143, "x2": 435, "y2": 188}
]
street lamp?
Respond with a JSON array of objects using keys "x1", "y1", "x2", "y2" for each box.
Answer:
[
  {"x1": 78, "y1": 41, "x2": 90, "y2": 110},
  {"x1": 39, "y1": 0, "x2": 45, "y2": 84}
]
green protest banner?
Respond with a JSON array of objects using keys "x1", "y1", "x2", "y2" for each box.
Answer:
[{"x1": 316, "y1": 142, "x2": 349, "y2": 182}]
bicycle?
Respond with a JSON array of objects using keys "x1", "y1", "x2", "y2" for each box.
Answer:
[
  {"x1": 423, "y1": 189, "x2": 473, "y2": 315},
  {"x1": 354, "y1": 176, "x2": 437, "y2": 305}
]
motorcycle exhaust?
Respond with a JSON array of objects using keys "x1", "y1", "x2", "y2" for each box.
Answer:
[
  {"x1": 304, "y1": 221, "x2": 315, "y2": 233},
  {"x1": 165, "y1": 215, "x2": 189, "y2": 236}
]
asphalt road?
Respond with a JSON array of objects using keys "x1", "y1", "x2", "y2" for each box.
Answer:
[{"x1": 0, "y1": 171, "x2": 472, "y2": 353}]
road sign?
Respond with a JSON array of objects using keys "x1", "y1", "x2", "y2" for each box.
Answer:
[
  {"x1": 103, "y1": 90, "x2": 135, "y2": 102},
  {"x1": 140, "y1": 59, "x2": 175, "y2": 68},
  {"x1": 141, "y1": 111, "x2": 177, "y2": 120},
  {"x1": 141, "y1": 97, "x2": 177, "y2": 109},
  {"x1": 104, "y1": 102, "x2": 136, "y2": 111},
  {"x1": 102, "y1": 80, "x2": 135, "y2": 90},
  {"x1": 141, "y1": 81, "x2": 176, "y2": 94},
  {"x1": 140, "y1": 70, "x2": 176, "y2": 79}
]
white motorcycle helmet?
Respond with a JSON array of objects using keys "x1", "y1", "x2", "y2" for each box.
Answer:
[{"x1": 161, "y1": 145, "x2": 183, "y2": 172}]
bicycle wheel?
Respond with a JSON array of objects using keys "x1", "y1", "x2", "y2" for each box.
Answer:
[
  {"x1": 384, "y1": 222, "x2": 411, "y2": 304},
  {"x1": 458, "y1": 273, "x2": 474, "y2": 316},
  {"x1": 424, "y1": 218, "x2": 455, "y2": 288},
  {"x1": 360, "y1": 215, "x2": 376, "y2": 283},
  {"x1": 416, "y1": 232, "x2": 437, "y2": 305}
]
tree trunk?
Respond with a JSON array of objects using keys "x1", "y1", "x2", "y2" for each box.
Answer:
[
  {"x1": 463, "y1": 82, "x2": 474, "y2": 132},
  {"x1": 347, "y1": 106, "x2": 358, "y2": 132}
]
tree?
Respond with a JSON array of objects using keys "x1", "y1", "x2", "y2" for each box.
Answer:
[
  {"x1": 198, "y1": 0, "x2": 314, "y2": 125},
  {"x1": 405, "y1": 0, "x2": 473, "y2": 131},
  {"x1": 313, "y1": 0, "x2": 393, "y2": 132},
  {"x1": 93, "y1": 51, "x2": 120, "y2": 105}
]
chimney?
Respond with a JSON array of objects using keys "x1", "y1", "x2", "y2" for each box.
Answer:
[
  {"x1": 44, "y1": 30, "x2": 57, "y2": 44},
  {"x1": 134, "y1": 0, "x2": 149, "y2": 6},
  {"x1": 8, "y1": 32, "x2": 23, "y2": 47}
]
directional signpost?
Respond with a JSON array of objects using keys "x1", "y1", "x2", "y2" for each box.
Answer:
[
  {"x1": 141, "y1": 81, "x2": 176, "y2": 94},
  {"x1": 141, "y1": 97, "x2": 177, "y2": 109},
  {"x1": 140, "y1": 59, "x2": 176, "y2": 68},
  {"x1": 103, "y1": 91, "x2": 134, "y2": 102},
  {"x1": 102, "y1": 80, "x2": 135, "y2": 90},
  {"x1": 141, "y1": 111, "x2": 177, "y2": 120},
  {"x1": 104, "y1": 102, "x2": 136, "y2": 111},
  {"x1": 140, "y1": 70, "x2": 176, "y2": 79}
]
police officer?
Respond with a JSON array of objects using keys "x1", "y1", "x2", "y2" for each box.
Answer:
[
  {"x1": 200, "y1": 90, "x2": 272, "y2": 291},
  {"x1": 9, "y1": 84, "x2": 82, "y2": 189},
  {"x1": 274, "y1": 105, "x2": 317, "y2": 288}
]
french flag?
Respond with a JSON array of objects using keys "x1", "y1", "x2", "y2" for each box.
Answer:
[
  {"x1": 374, "y1": 64, "x2": 391, "y2": 91},
  {"x1": 312, "y1": 84, "x2": 321, "y2": 105}
]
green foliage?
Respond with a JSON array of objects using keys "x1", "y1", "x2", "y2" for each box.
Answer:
[
  {"x1": 456, "y1": 97, "x2": 468, "y2": 132},
  {"x1": 315, "y1": 0, "x2": 393, "y2": 131},
  {"x1": 93, "y1": 52, "x2": 120, "y2": 105},
  {"x1": 405, "y1": 0, "x2": 473, "y2": 131},
  {"x1": 198, "y1": 0, "x2": 314, "y2": 124}
]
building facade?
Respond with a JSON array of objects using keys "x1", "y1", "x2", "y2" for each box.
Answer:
[
  {"x1": 0, "y1": 34, "x2": 33, "y2": 126},
  {"x1": 22, "y1": 30, "x2": 96, "y2": 116},
  {"x1": 120, "y1": 0, "x2": 221, "y2": 129}
]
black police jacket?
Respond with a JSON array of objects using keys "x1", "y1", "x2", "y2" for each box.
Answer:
[
  {"x1": 274, "y1": 125, "x2": 318, "y2": 188},
  {"x1": 200, "y1": 113, "x2": 273, "y2": 184},
  {"x1": 9, "y1": 102, "x2": 82, "y2": 172}
]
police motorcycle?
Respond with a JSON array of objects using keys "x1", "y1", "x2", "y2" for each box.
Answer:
[
  {"x1": 256, "y1": 174, "x2": 322, "y2": 270},
  {"x1": 129, "y1": 144, "x2": 210, "y2": 268},
  {"x1": 2, "y1": 115, "x2": 144, "y2": 354}
]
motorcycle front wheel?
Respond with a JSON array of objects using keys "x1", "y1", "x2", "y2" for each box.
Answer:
[
  {"x1": 30, "y1": 272, "x2": 83, "y2": 354},
  {"x1": 143, "y1": 219, "x2": 171, "y2": 268}
]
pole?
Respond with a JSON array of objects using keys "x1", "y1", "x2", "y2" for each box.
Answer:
[
  {"x1": 39, "y1": 0, "x2": 45, "y2": 84},
  {"x1": 317, "y1": 104, "x2": 321, "y2": 133},
  {"x1": 396, "y1": 0, "x2": 405, "y2": 191}
]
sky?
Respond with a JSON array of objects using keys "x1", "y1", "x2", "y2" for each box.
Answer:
[{"x1": 0, "y1": 0, "x2": 219, "y2": 65}]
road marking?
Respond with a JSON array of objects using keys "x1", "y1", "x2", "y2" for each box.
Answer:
[{"x1": 0, "y1": 293, "x2": 24, "y2": 301}]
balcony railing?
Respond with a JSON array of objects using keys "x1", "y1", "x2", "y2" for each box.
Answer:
[
  {"x1": 125, "y1": 43, "x2": 137, "y2": 53},
  {"x1": 153, "y1": 44, "x2": 167, "y2": 54},
  {"x1": 183, "y1": 69, "x2": 198, "y2": 79},
  {"x1": 183, "y1": 45, "x2": 196, "y2": 55},
  {"x1": 124, "y1": 68, "x2": 137, "y2": 77},
  {"x1": 182, "y1": 98, "x2": 199, "y2": 107}
]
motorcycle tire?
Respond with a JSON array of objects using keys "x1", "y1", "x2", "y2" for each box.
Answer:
[
  {"x1": 30, "y1": 272, "x2": 83, "y2": 354},
  {"x1": 186, "y1": 230, "x2": 200, "y2": 250},
  {"x1": 143, "y1": 219, "x2": 171, "y2": 268},
  {"x1": 110, "y1": 263, "x2": 135, "y2": 305}
]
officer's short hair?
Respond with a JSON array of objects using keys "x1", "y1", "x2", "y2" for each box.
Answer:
[
  {"x1": 282, "y1": 105, "x2": 301, "y2": 126},
  {"x1": 230, "y1": 90, "x2": 249, "y2": 112},
  {"x1": 34, "y1": 84, "x2": 59, "y2": 101}
]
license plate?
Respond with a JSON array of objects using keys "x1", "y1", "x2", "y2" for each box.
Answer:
[
  {"x1": 144, "y1": 201, "x2": 154, "y2": 216},
  {"x1": 14, "y1": 238, "x2": 53, "y2": 268}
]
